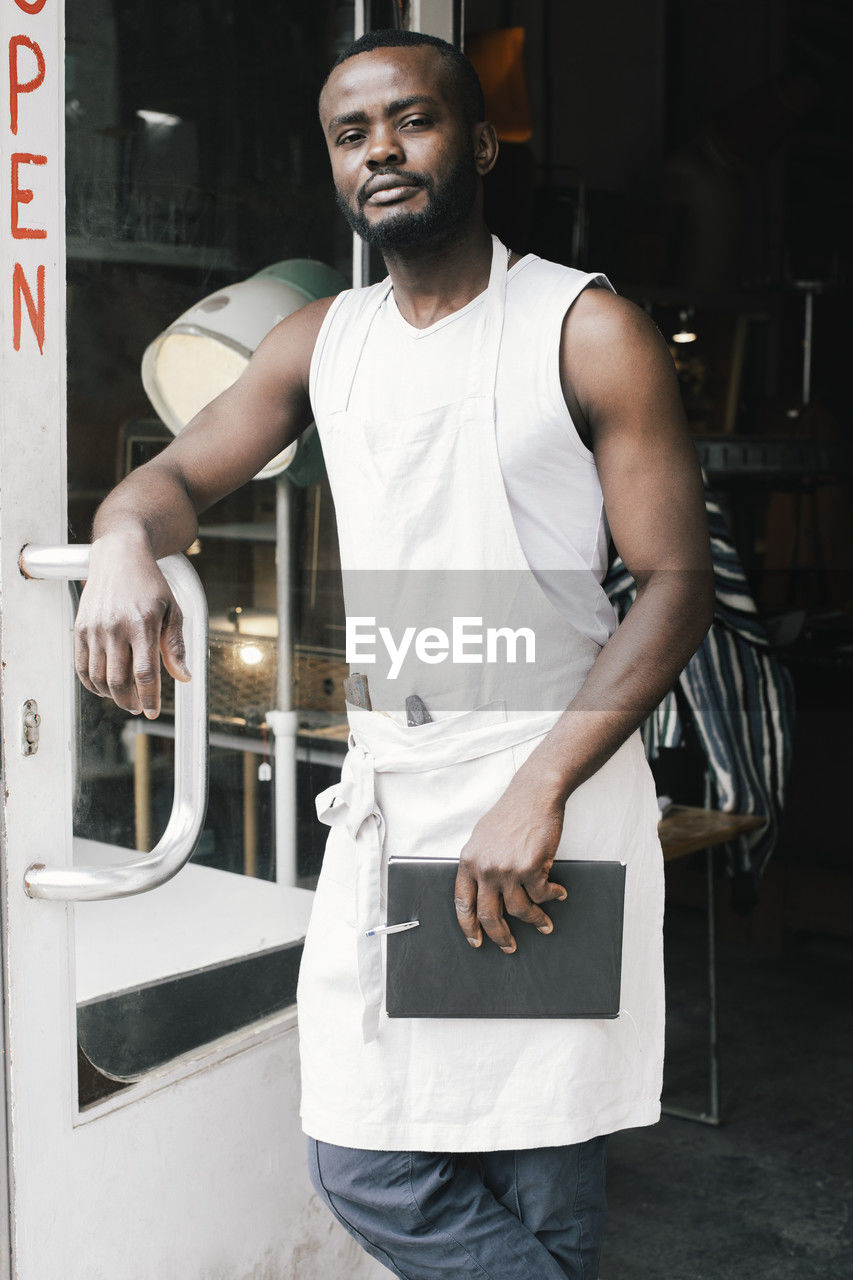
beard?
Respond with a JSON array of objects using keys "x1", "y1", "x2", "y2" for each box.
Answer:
[{"x1": 335, "y1": 154, "x2": 479, "y2": 250}]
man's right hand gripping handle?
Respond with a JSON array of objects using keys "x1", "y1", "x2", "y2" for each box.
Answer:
[{"x1": 73, "y1": 532, "x2": 191, "y2": 719}]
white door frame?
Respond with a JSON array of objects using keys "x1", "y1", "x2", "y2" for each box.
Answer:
[{"x1": 1, "y1": 1, "x2": 72, "y2": 1270}]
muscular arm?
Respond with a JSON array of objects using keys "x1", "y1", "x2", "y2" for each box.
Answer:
[
  {"x1": 528, "y1": 290, "x2": 715, "y2": 799},
  {"x1": 454, "y1": 290, "x2": 715, "y2": 951},
  {"x1": 75, "y1": 295, "x2": 335, "y2": 716}
]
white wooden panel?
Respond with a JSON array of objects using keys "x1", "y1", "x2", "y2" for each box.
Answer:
[
  {"x1": 23, "y1": 1023, "x2": 385, "y2": 1280},
  {"x1": 1, "y1": 2, "x2": 75, "y2": 1276}
]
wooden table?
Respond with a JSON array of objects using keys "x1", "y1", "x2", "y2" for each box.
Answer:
[
  {"x1": 659, "y1": 805, "x2": 765, "y2": 861},
  {"x1": 657, "y1": 805, "x2": 766, "y2": 1126}
]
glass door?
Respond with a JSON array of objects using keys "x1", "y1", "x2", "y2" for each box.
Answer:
[{"x1": 64, "y1": 0, "x2": 357, "y2": 1098}]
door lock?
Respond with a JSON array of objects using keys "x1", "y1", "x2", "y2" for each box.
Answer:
[{"x1": 21, "y1": 699, "x2": 40, "y2": 756}]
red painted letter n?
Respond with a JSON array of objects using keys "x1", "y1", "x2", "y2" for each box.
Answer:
[{"x1": 13, "y1": 263, "x2": 45, "y2": 354}]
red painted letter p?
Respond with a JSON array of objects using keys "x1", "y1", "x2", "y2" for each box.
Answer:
[{"x1": 9, "y1": 36, "x2": 45, "y2": 135}]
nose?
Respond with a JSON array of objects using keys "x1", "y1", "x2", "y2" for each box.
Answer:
[{"x1": 365, "y1": 123, "x2": 404, "y2": 170}]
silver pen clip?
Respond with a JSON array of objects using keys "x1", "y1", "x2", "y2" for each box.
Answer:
[{"x1": 365, "y1": 919, "x2": 420, "y2": 939}]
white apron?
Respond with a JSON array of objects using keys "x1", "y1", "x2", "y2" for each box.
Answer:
[{"x1": 297, "y1": 236, "x2": 665, "y2": 1152}]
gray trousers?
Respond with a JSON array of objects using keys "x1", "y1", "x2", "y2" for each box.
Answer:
[{"x1": 307, "y1": 1134, "x2": 608, "y2": 1279}]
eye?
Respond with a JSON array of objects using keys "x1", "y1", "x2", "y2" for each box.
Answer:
[
  {"x1": 401, "y1": 115, "x2": 431, "y2": 129},
  {"x1": 337, "y1": 130, "x2": 364, "y2": 146}
]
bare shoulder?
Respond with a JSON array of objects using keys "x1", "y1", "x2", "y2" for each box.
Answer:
[
  {"x1": 255, "y1": 293, "x2": 340, "y2": 375},
  {"x1": 283, "y1": 293, "x2": 340, "y2": 335},
  {"x1": 560, "y1": 285, "x2": 680, "y2": 427},
  {"x1": 562, "y1": 287, "x2": 669, "y2": 362},
  {"x1": 245, "y1": 293, "x2": 343, "y2": 396}
]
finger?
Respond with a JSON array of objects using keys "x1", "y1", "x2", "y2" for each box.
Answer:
[
  {"x1": 105, "y1": 636, "x2": 141, "y2": 713},
  {"x1": 73, "y1": 630, "x2": 99, "y2": 697},
  {"x1": 454, "y1": 866, "x2": 482, "y2": 947},
  {"x1": 524, "y1": 873, "x2": 568, "y2": 905},
  {"x1": 476, "y1": 884, "x2": 516, "y2": 953},
  {"x1": 87, "y1": 635, "x2": 111, "y2": 698},
  {"x1": 503, "y1": 884, "x2": 556, "y2": 934},
  {"x1": 160, "y1": 602, "x2": 191, "y2": 682},
  {"x1": 133, "y1": 630, "x2": 162, "y2": 719}
]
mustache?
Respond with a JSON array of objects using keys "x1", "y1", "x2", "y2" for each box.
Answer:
[{"x1": 358, "y1": 168, "x2": 431, "y2": 208}]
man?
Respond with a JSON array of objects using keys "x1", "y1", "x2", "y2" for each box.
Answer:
[{"x1": 75, "y1": 29, "x2": 714, "y2": 1280}]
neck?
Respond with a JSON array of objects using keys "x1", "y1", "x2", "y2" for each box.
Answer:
[{"x1": 381, "y1": 221, "x2": 509, "y2": 330}]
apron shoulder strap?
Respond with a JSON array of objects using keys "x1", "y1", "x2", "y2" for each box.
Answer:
[{"x1": 317, "y1": 278, "x2": 393, "y2": 416}]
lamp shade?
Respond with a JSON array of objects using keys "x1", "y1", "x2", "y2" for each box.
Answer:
[{"x1": 141, "y1": 259, "x2": 346, "y2": 481}]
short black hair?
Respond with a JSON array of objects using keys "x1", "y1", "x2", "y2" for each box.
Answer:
[{"x1": 323, "y1": 28, "x2": 485, "y2": 127}]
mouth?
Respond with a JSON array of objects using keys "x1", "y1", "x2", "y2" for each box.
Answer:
[{"x1": 361, "y1": 176, "x2": 423, "y2": 207}]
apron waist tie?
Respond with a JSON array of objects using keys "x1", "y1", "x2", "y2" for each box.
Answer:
[{"x1": 315, "y1": 710, "x2": 562, "y2": 1043}]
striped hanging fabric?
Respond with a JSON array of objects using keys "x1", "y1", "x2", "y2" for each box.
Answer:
[{"x1": 603, "y1": 470, "x2": 796, "y2": 888}]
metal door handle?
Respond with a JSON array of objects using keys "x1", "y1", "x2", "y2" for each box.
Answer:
[{"x1": 19, "y1": 544, "x2": 208, "y2": 901}]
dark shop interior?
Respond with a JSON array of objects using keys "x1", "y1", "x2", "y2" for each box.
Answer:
[
  {"x1": 461, "y1": 5, "x2": 851, "y2": 1277},
  {"x1": 59, "y1": 2, "x2": 850, "y2": 1277}
]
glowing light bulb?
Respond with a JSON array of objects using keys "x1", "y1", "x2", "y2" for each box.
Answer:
[
  {"x1": 238, "y1": 644, "x2": 264, "y2": 667},
  {"x1": 672, "y1": 309, "x2": 697, "y2": 344},
  {"x1": 137, "y1": 109, "x2": 181, "y2": 128}
]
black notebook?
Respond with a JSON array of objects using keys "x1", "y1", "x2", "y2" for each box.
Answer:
[{"x1": 385, "y1": 857, "x2": 626, "y2": 1019}]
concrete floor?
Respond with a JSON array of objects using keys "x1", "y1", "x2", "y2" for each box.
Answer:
[{"x1": 600, "y1": 905, "x2": 852, "y2": 1280}]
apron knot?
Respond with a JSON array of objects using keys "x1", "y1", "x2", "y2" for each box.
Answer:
[
  {"x1": 315, "y1": 746, "x2": 382, "y2": 839},
  {"x1": 315, "y1": 745, "x2": 386, "y2": 1044}
]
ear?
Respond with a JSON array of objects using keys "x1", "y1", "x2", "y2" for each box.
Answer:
[{"x1": 473, "y1": 121, "x2": 499, "y2": 176}]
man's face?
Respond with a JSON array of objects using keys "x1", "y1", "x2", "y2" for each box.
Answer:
[{"x1": 319, "y1": 47, "x2": 483, "y2": 251}]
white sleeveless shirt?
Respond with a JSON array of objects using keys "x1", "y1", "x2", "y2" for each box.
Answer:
[{"x1": 312, "y1": 253, "x2": 619, "y2": 647}]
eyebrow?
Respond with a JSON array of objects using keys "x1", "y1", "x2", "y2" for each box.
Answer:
[{"x1": 327, "y1": 95, "x2": 440, "y2": 132}]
